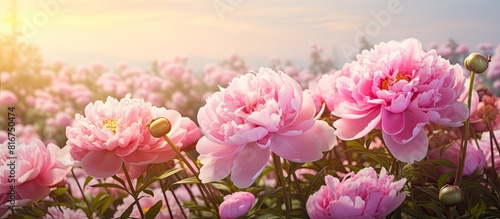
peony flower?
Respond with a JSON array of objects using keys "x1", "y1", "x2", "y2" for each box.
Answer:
[
  {"x1": 179, "y1": 117, "x2": 202, "y2": 151},
  {"x1": 196, "y1": 68, "x2": 336, "y2": 188},
  {"x1": 429, "y1": 141, "x2": 485, "y2": 176},
  {"x1": 43, "y1": 206, "x2": 89, "y2": 219},
  {"x1": 0, "y1": 139, "x2": 73, "y2": 203},
  {"x1": 306, "y1": 167, "x2": 406, "y2": 219},
  {"x1": 0, "y1": 90, "x2": 17, "y2": 105},
  {"x1": 329, "y1": 38, "x2": 468, "y2": 163},
  {"x1": 113, "y1": 188, "x2": 188, "y2": 219},
  {"x1": 66, "y1": 94, "x2": 195, "y2": 179},
  {"x1": 219, "y1": 191, "x2": 255, "y2": 219},
  {"x1": 478, "y1": 130, "x2": 500, "y2": 173}
]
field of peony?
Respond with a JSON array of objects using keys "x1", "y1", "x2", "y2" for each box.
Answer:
[{"x1": 2, "y1": 37, "x2": 500, "y2": 218}]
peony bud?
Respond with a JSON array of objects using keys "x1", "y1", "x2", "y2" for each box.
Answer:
[
  {"x1": 439, "y1": 185, "x2": 463, "y2": 207},
  {"x1": 147, "y1": 117, "x2": 172, "y2": 138},
  {"x1": 464, "y1": 53, "x2": 490, "y2": 73},
  {"x1": 219, "y1": 192, "x2": 255, "y2": 219}
]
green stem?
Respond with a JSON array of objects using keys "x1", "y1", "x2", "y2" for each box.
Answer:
[
  {"x1": 162, "y1": 135, "x2": 220, "y2": 217},
  {"x1": 454, "y1": 71, "x2": 475, "y2": 186},
  {"x1": 272, "y1": 153, "x2": 291, "y2": 219},
  {"x1": 122, "y1": 163, "x2": 145, "y2": 219},
  {"x1": 159, "y1": 181, "x2": 175, "y2": 219},
  {"x1": 71, "y1": 168, "x2": 93, "y2": 217}
]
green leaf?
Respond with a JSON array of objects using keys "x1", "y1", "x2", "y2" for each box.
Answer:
[
  {"x1": 145, "y1": 200, "x2": 163, "y2": 219},
  {"x1": 431, "y1": 158, "x2": 457, "y2": 169},
  {"x1": 119, "y1": 200, "x2": 137, "y2": 219},
  {"x1": 143, "y1": 189, "x2": 154, "y2": 197},
  {"x1": 173, "y1": 176, "x2": 200, "y2": 185},
  {"x1": 98, "y1": 195, "x2": 115, "y2": 217},
  {"x1": 305, "y1": 166, "x2": 328, "y2": 198},
  {"x1": 155, "y1": 168, "x2": 182, "y2": 180},
  {"x1": 437, "y1": 170, "x2": 456, "y2": 189},
  {"x1": 286, "y1": 162, "x2": 304, "y2": 180},
  {"x1": 112, "y1": 175, "x2": 127, "y2": 188},
  {"x1": 83, "y1": 176, "x2": 93, "y2": 188},
  {"x1": 91, "y1": 183, "x2": 126, "y2": 191},
  {"x1": 51, "y1": 187, "x2": 68, "y2": 196}
]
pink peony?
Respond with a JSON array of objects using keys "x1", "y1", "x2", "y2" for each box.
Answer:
[
  {"x1": 329, "y1": 38, "x2": 468, "y2": 163},
  {"x1": 478, "y1": 130, "x2": 500, "y2": 173},
  {"x1": 310, "y1": 73, "x2": 338, "y2": 113},
  {"x1": 0, "y1": 90, "x2": 18, "y2": 106},
  {"x1": 429, "y1": 141, "x2": 485, "y2": 176},
  {"x1": 66, "y1": 94, "x2": 195, "y2": 178},
  {"x1": 219, "y1": 191, "x2": 255, "y2": 219},
  {"x1": 196, "y1": 68, "x2": 336, "y2": 188},
  {"x1": 113, "y1": 188, "x2": 188, "y2": 219},
  {"x1": 0, "y1": 139, "x2": 73, "y2": 203},
  {"x1": 179, "y1": 117, "x2": 202, "y2": 151},
  {"x1": 43, "y1": 206, "x2": 88, "y2": 219},
  {"x1": 306, "y1": 167, "x2": 406, "y2": 219},
  {"x1": 455, "y1": 44, "x2": 469, "y2": 54}
]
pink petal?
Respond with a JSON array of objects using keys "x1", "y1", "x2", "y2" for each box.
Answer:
[
  {"x1": 231, "y1": 143, "x2": 270, "y2": 188},
  {"x1": 196, "y1": 137, "x2": 240, "y2": 158},
  {"x1": 383, "y1": 129, "x2": 428, "y2": 163},
  {"x1": 270, "y1": 131, "x2": 323, "y2": 163},
  {"x1": 382, "y1": 110, "x2": 404, "y2": 135},
  {"x1": 333, "y1": 108, "x2": 381, "y2": 140},
  {"x1": 122, "y1": 151, "x2": 158, "y2": 165},
  {"x1": 291, "y1": 92, "x2": 316, "y2": 124},
  {"x1": 81, "y1": 151, "x2": 122, "y2": 178},
  {"x1": 198, "y1": 154, "x2": 237, "y2": 184},
  {"x1": 38, "y1": 169, "x2": 68, "y2": 186},
  {"x1": 16, "y1": 180, "x2": 50, "y2": 201},
  {"x1": 432, "y1": 102, "x2": 468, "y2": 127},
  {"x1": 391, "y1": 110, "x2": 428, "y2": 143},
  {"x1": 305, "y1": 120, "x2": 336, "y2": 151}
]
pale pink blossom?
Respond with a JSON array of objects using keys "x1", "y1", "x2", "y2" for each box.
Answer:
[
  {"x1": 309, "y1": 73, "x2": 337, "y2": 113},
  {"x1": 219, "y1": 191, "x2": 255, "y2": 219},
  {"x1": 306, "y1": 167, "x2": 406, "y2": 219},
  {"x1": 203, "y1": 64, "x2": 240, "y2": 87},
  {"x1": 55, "y1": 112, "x2": 73, "y2": 127},
  {"x1": 0, "y1": 139, "x2": 73, "y2": 203},
  {"x1": 43, "y1": 206, "x2": 89, "y2": 219},
  {"x1": 487, "y1": 44, "x2": 500, "y2": 79},
  {"x1": 429, "y1": 141, "x2": 485, "y2": 176},
  {"x1": 455, "y1": 44, "x2": 469, "y2": 54},
  {"x1": 478, "y1": 130, "x2": 500, "y2": 173},
  {"x1": 0, "y1": 131, "x2": 6, "y2": 143},
  {"x1": 470, "y1": 94, "x2": 500, "y2": 132},
  {"x1": 15, "y1": 124, "x2": 41, "y2": 144},
  {"x1": 477, "y1": 42, "x2": 493, "y2": 51},
  {"x1": 330, "y1": 38, "x2": 468, "y2": 163},
  {"x1": 179, "y1": 117, "x2": 201, "y2": 151},
  {"x1": 0, "y1": 90, "x2": 17, "y2": 105},
  {"x1": 66, "y1": 94, "x2": 195, "y2": 178},
  {"x1": 197, "y1": 68, "x2": 336, "y2": 188},
  {"x1": 113, "y1": 188, "x2": 188, "y2": 219},
  {"x1": 437, "y1": 46, "x2": 452, "y2": 57}
]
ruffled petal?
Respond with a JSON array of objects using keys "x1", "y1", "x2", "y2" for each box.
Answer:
[{"x1": 333, "y1": 108, "x2": 381, "y2": 140}]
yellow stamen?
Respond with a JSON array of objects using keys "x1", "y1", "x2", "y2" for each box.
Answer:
[{"x1": 103, "y1": 120, "x2": 118, "y2": 133}]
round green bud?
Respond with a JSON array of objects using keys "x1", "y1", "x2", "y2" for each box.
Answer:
[
  {"x1": 147, "y1": 117, "x2": 172, "y2": 138},
  {"x1": 439, "y1": 185, "x2": 463, "y2": 207},
  {"x1": 464, "y1": 53, "x2": 490, "y2": 73}
]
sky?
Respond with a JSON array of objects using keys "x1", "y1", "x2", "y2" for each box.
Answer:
[{"x1": 1, "y1": 0, "x2": 500, "y2": 69}]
